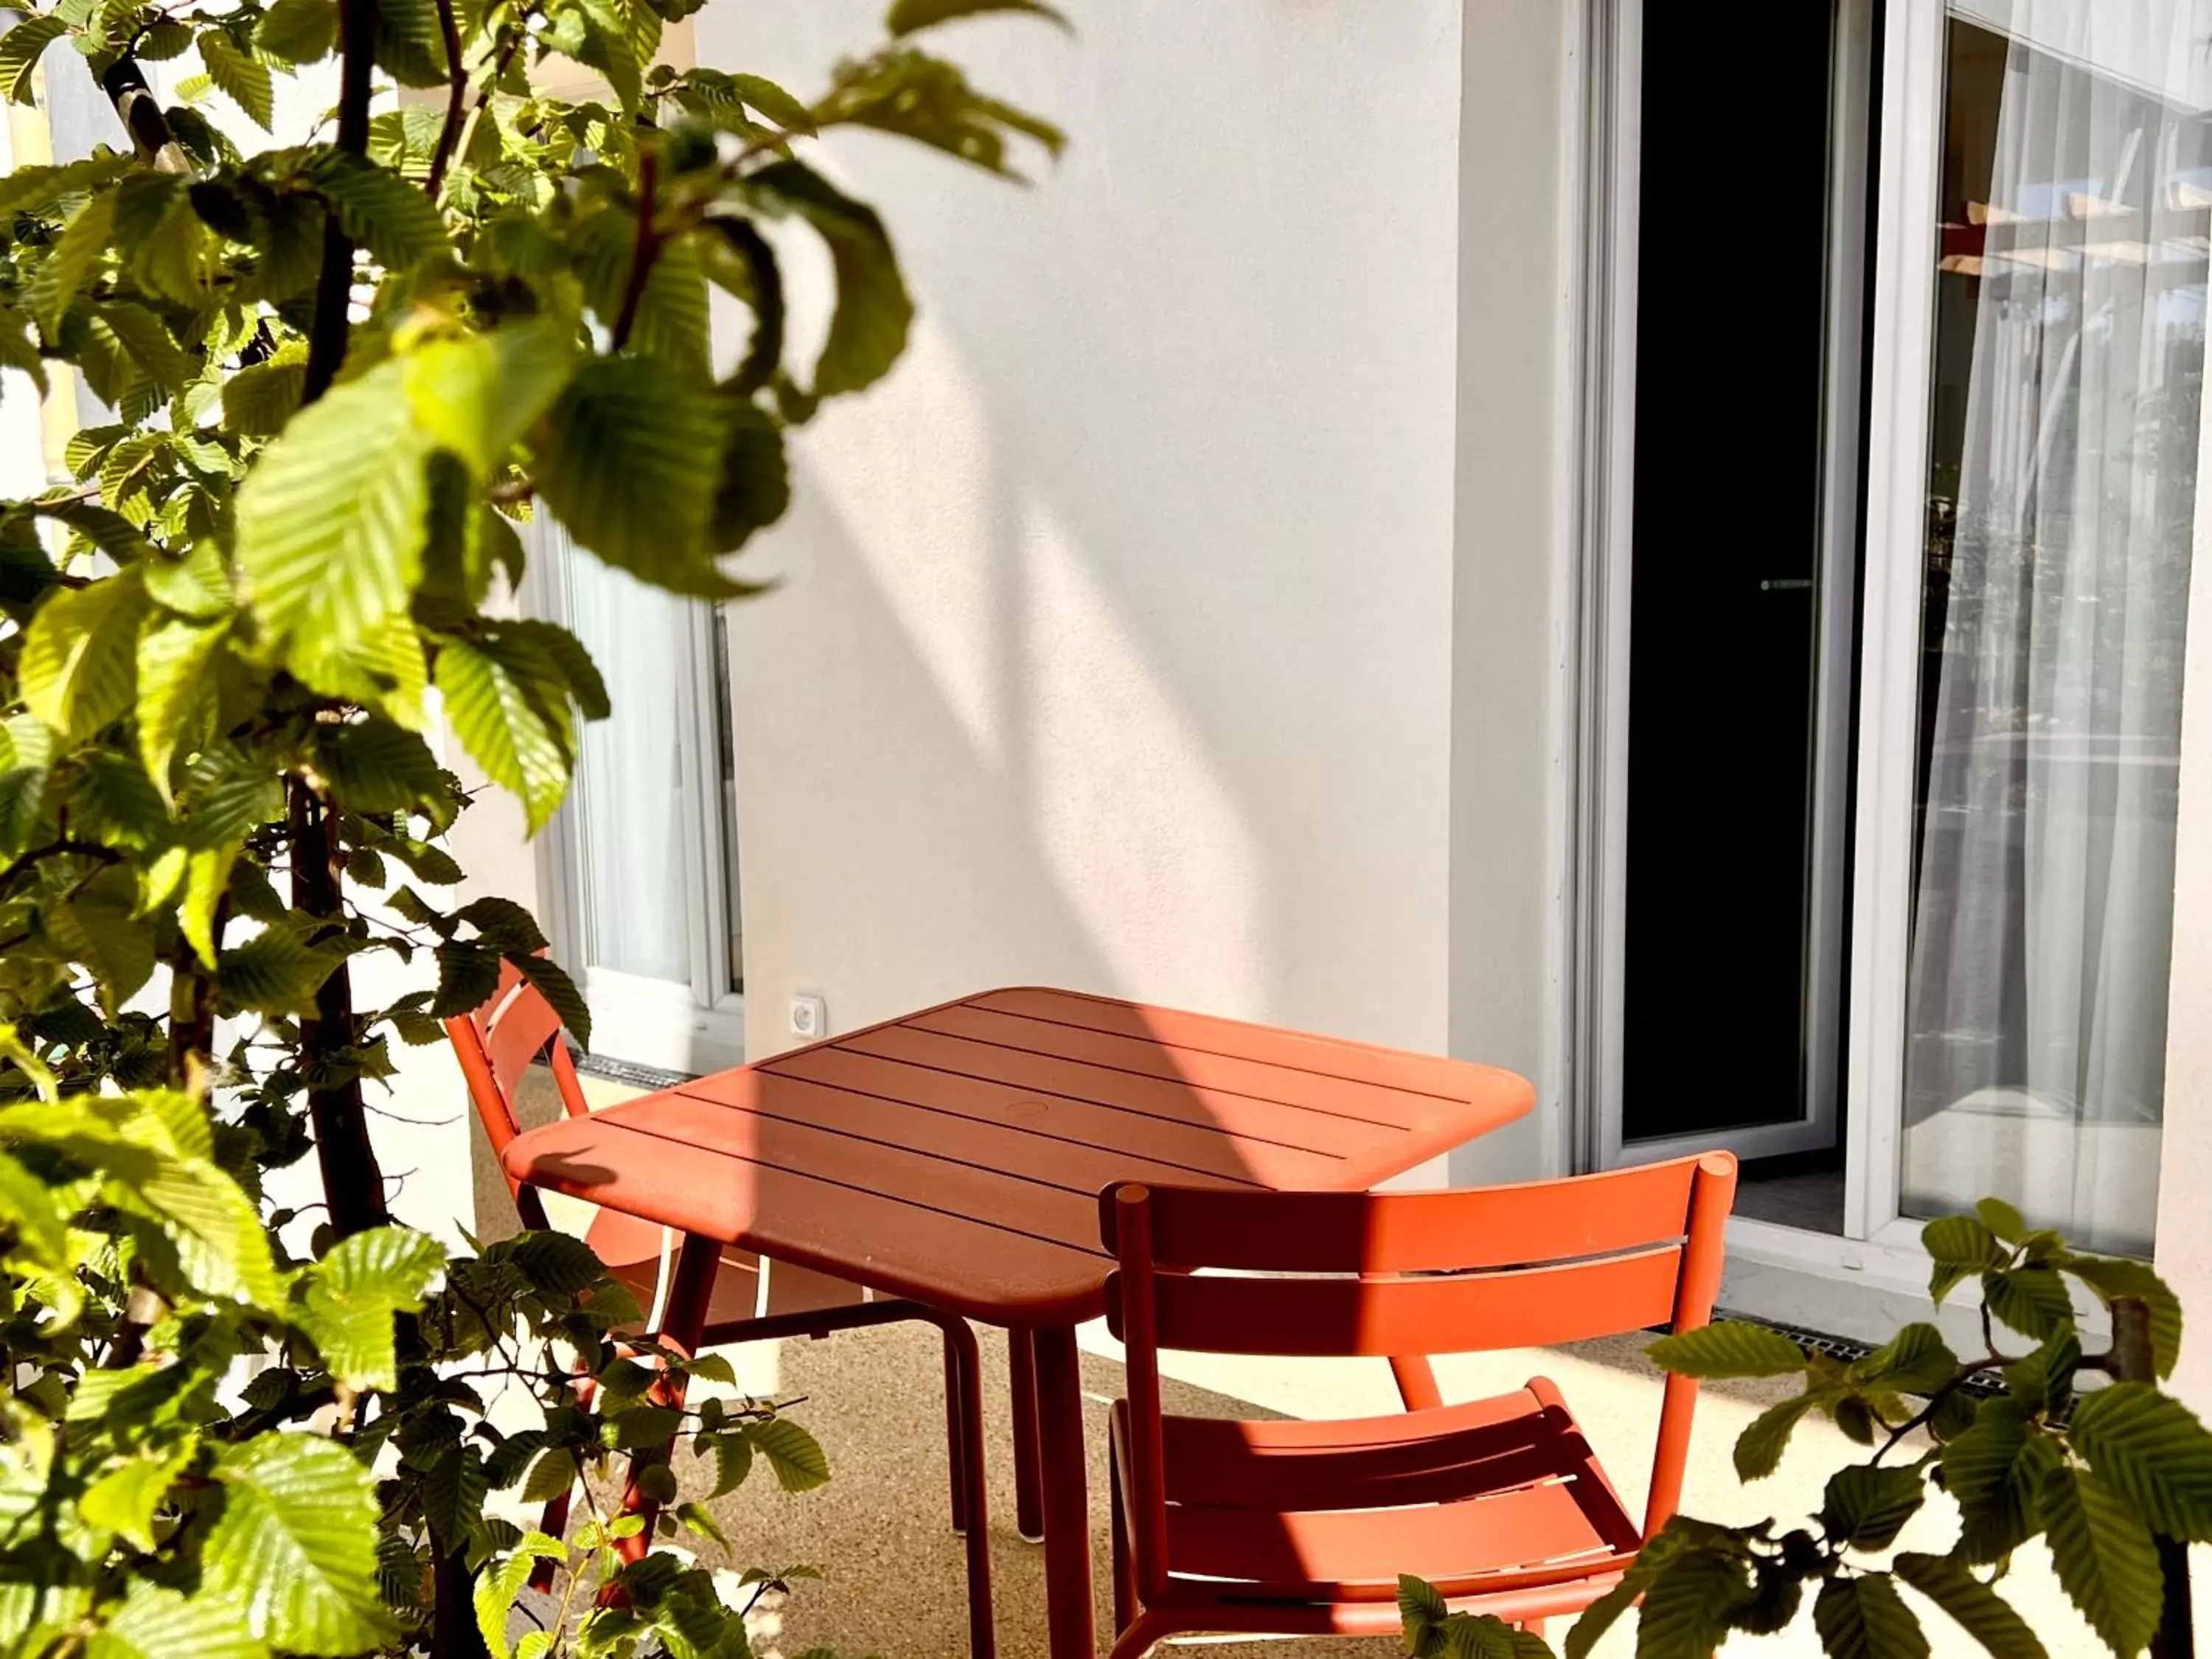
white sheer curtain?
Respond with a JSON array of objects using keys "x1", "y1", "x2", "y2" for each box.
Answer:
[
  {"x1": 1901, "y1": 0, "x2": 2212, "y2": 1253},
  {"x1": 565, "y1": 547, "x2": 698, "y2": 987}
]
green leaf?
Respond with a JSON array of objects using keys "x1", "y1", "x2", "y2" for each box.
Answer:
[
  {"x1": 1813, "y1": 1574, "x2": 1929, "y2": 1659},
  {"x1": 504, "y1": 620, "x2": 611, "y2": 721},
  {"x1": 0, "y1": 154, "x2": 131, "y2": 218},
  {"x1": 235, "y1": 358, "x2": 429, "y2": 673},
  {"x1": 218, "y1": 925, "x2": 344, "y2": 1019},
  {"x1": 313, "y1": 718, "x2": 448, "y2": 818},
  {"x1": 22, "y1": 571, "x2": 148, "y2": 739},
  {"x1": 307, "y1": 150, "x2": 451, "y2": 268},
  {"x1": 521, "y1": 1448, "x2": 580, "y2": 1505},
  {"x1": 0, "y1": 16, "x2": 65, "y2": 105},
  {"x1": 180, "y1": 845, "x2": 235, "y2": 967},
  {"x1": 2064, "y1": 1254, "x2": 2183, "y2": 1378},
  {"x1": 2069, "y1": 1381, "x2": 2212, "y2": 1542},
  {"x1": 90, "y1": 1581, "x2": 265, "y2": 1659},
  {"x1": 1397, "y1": 1574, "x2": 1448, "y2": 1654},
  {"x1": 1983, "y1": 1267, "x2": 2073, "y2": 1342},
  {"x1": 1736, "y1": 1393, "x2": 1817, "y2": 1480},
  {"x1": 199, "y1": 32, "x2": 274, "y2": 129},
  {"x1": 2002, "y1": 1331, "x2": 2081, "y2": 1416},
  {"x1": 1851, "y1": 1323, "x2": 1960, "y2": 1395},
  {"x1": 2040, "y1": 1464, "x2": 2162, "y2": 1658},
  {"x1": 144, "y1": 540, "x2": 236, "y2": 620},
  {"x1": 433, "y1": 636, "x2": 572, "y2": 832},
  {"x1": 1820, "y1": 1463, "x2": 1927, "y2": 1551},
  {"x1": 1891, "y1": 1553, "x2": 2046, "y2": 1659},
  {"x1": 403, "y1": 321, "x2": 574, "y2": 480},
  {"x1": 1975, "y1": 1197, "x2": 2028, "y2": 1242},
  {"x1": 81, "y1": 302, "x2": 193, "y2": 395},
  {"x1": 1924, "y1": 1216, "x2": 2006, "y2": 1304},
  {"x1": 533, "y1": 355, "x2": 734, "y2": 592},
  {"x1": 40, "y1": 497, "x2": 160, "y2": 564},
  {"x1": 731, "y1": 72, "x2": 816, "y2": 133},
  {"x1": 257, "y1": 0, "x2": 336, "y2": 61},
  {"x1": 746, "y1": 1416, "x2": 830, "y2": 1492},
  {"x1": 1646, "y1": 1320, "x2": 1807, "y2": 1379},
  {"x1": 48, "y1": 863, "x2": 156, "y2": 1009},
  {"x1": 748, "y1": 160, "x2": 913, "y2": 398},
  {"x1": 512, "y1": 953, "x2": 590, "y2": 1049},
  {"x1": 137, "y1": 617, "x2": 226, "y2": 799},
  {"x1": 705, "y1": 1430, "x2": 752, "y2": 1498},
  {"x1": 223, "y1": 355, "x2": 307, "y2": 437},
  {"x1": 1939, "y1": 1397, "x2": 2060, "y2": 1564},
  {"x1": 206, "y1": 1434, "x2": 392, "y2": 1655},
  {"x1": 0, "y1": 1146, "x2": 67, "y2": 1261},
  {"x1": 884, "y1": 0, "x2": 1069, "y2": 35},
  {"x1": 475, "y1": 1531, "x2": 564, "y2": 1659},
  {"x1": 604, "y1": 1404, "x2": 683, "y2": 1449},
  {"x1": 28, "y1": 188, "x2": 115, "y2": 336},
  {"x1": 81, "y1": 1444, "x2": 193, "y2": 1553},
  {"x1": 296, "y1": 1225, "x2": 445, "y2": 1388},
  {"x1": 1632, "y1": 1545, "x2": 1753, "y2": 1659},
  {"x1": 709, "y1": 400, "x2": 790, "y2": 554}
]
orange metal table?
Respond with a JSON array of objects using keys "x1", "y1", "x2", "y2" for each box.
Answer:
[{"x1": 500, "y1": 986, "x2": 1534, "y2": 1659}]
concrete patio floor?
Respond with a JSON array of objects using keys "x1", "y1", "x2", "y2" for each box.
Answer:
[{"x1": 476, "y1": 1069, "x2": 2107, "y2": 1658}]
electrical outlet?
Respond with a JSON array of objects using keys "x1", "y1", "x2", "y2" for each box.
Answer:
[{"x1": 788, "y1": 993, "x2": 827, "y2": 1041}]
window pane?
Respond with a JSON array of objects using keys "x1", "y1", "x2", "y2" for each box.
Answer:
[{"x1": 1902, "y1": 1, "x2": 2212, "y2": 1254}]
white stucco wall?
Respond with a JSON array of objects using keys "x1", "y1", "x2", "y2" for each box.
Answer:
[{"x1": 700, "y1": 0, "x2": 1561, "y2": 1077}]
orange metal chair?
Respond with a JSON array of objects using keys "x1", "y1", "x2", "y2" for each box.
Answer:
[
  {"x1": 1098, "y1": 1152, "x2": 1737, "y2": 1656},
  {"x1": 446, "y1": 964, "x2": 997, "y2": 1657}
]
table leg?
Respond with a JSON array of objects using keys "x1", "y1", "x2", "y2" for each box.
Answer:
[
  {"x1": 1032, "y1": 1324, "x2": 1095, "y2": 1659},
  {"x1": 1009, "y1": 1327, "x2": 1044, "y2": 1542},
  {"x1": 615, "y1": 1231, "x2": 720, "y2": 1567}
]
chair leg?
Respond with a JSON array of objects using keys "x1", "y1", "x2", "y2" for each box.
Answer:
[
  {"x1": 945, "y1": 1332, "x2": 967, "y2": 1535},
  {"x1": 1108, "y1": 1439, "x2": 1135, "y2": 1637},
  {"x1": 612, "y1": 1234, "x2": 720, "y2": 1577},
  {"x1": 1107, "y1": 1608, "x2": 1176, "y2": 1659},
  {"x1": 1390, "y1": 1354, "x2": 1444, "y2": 1412},
  {"x1": 1009, "y1": 1328, "x2": 1043, "y2": 1542}
]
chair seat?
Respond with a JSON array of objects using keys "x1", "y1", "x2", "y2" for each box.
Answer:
[{"x1": 1112, "y1": 1377, "x2": 1641, "y2": 1604}]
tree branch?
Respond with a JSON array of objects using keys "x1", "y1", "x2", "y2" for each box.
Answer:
[
  {"x1": 304, "y1": 0, "x2": 382, "y2": 403},
  {"x1": 608, "y1": 146, "x2": 661, "y2": 352},
  {"x1": 97, "y1": 55, "x2": 191, "y2": 174},
  {"x1": 425, "y1": 0, "x2": 467, "y2": 196}
]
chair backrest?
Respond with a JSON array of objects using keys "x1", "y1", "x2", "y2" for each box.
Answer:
[
  {"x1": 443, "y1": 960, "x2": 592, "y2": 1225},
  {"x1": 1101, "y1": 1152, "x2": 1736, "y2": 1593}
]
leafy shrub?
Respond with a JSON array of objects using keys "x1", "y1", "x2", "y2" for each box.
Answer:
[
  {"x1": 0, "y1": 0, "x2": 1063, "y2": 1650},
  {"x1": 1400, "y1": 1201, "x2": 2211, "y2": 1659}
]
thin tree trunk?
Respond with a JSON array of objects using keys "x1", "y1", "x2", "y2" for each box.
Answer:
[{"x1": 289, "y1": 774, "x2": 388, "y2": 1238}]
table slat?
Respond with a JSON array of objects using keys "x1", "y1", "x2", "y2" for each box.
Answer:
[
  {"x1": 840, "y1": 1024, "x2": 1417, "y2": 1158},
  {"x1": 969, "y1": 987, "x2": 1495, "y2": 1100},
  {"x1": 504, "y1": 1118, "x2": 1109, "y2": 1323},
  {"x1": 678, "y1": 1068, "x2": 1265, "y2": 1197},
  {"x1": 758, "y1": 1046, "x2": 1351, "y2": 1186},
  {"x1": 905, "y1": 1004, "x2": 1465, "y2": 1129}
]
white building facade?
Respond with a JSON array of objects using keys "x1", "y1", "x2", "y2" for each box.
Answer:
[{"x1": 436, "y1": 0, "x2": 2212, "y2": 1394}]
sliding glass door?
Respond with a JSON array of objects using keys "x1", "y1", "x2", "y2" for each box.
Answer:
[
  {"x1": 1855, "y1": 0, "x2": 2210, "y2": 1256},
  {"x1": 1585, "y1": 0, "x2": 2208, "y2": 1264}
]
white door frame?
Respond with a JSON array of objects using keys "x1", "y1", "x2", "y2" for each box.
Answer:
[
  {"x1": 1841, "y1": 0, "x2": 1947, "y2": 1253},
  {"x1": 529, "y1": 521, "x2": 746, "y2": 1076},
  {"x1": 1578, "y1": 0, "x2": 1874, "y2": 1172}
]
